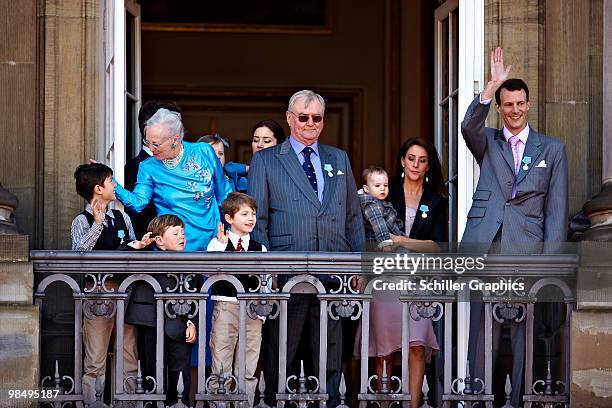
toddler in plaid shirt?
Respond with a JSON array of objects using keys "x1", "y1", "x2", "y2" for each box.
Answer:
[{"x1": 359, "y1": 166, "x2": 405, "y2": 249}]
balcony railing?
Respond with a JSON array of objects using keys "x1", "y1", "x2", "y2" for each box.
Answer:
[{"x1": 31, "y1": 250, "x2": 578, "y2": 408}]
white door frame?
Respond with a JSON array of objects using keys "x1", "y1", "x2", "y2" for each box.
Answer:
[
  {"x1": 457, "y1": 0, "x2": 484, "y2": 390},
  {"x1": 98, "y1": 0, "x2": 141, "y2": 186}
]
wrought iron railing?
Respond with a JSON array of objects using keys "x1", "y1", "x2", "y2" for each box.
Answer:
[{"x1": 31, "y1": 251, "x2": 578, "y2": 408}]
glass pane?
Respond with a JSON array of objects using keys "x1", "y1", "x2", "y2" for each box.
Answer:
[
  {"x1": 441, "y1": 17, "x2": 449, "y2": 99},
  {"x1": 126, "y1": 11, "x2": 135, "y2": 93},
  {"x1": 450, "y1": 95, "x2": 458, "y2": 242},
  {"x1": 126, "y1": 98, "x2": 136, "y2": 161},
  {"x1": 442, "y1": 105, "x2": 449, "y2": 183},
  {"x1": 451, "y1": 96, "x2": 458, "y2": 179},
  {"x1": 452, "y1": 9, "x2": 459, "y2": 91}
]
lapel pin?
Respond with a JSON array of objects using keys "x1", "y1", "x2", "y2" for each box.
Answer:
[
  {"x1": 419, "y1": 204, "x2": 430, "y2": 219},
  {"x1": 521, "y1": 156, "x2": 532, "y2": 171},
  {"x1": 117, "y1": 229, "x2": 125, "y2": 245},
  {"x1": 323, "y1": 163, "x2": 334, "y2": 177}
]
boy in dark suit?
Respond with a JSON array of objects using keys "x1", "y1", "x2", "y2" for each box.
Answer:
[{"x1": 124, "y1": 215, "x2": 196, "y2": 405}]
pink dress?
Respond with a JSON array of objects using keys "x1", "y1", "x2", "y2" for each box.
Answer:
[{"x1": 354, "y1": 207, "x2": 440, "y2": 362}]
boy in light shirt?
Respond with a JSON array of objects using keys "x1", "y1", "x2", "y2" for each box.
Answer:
[{"x1": 207, "y1": 192, "x2": 267, "y2": 406}]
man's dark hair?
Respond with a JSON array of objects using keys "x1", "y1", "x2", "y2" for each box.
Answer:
[
  {"x1": 74, "y1": 163, "x2": 113, "y2": 202},
  {"x1": 362, "y1": 165, "x2": 388, "y2": 185},
  {"x1": 138, "y1": 101, "x2": 181, "y2": 138},
  {"x1": 495, "y1": 78, "x2": 529, "y2": 106},
  {"x1": 222, "y1": 192, "x2": 257, "y2": 218},
  {"x1": 147, "y1": 214, "x2": 185, "y2": 238}
]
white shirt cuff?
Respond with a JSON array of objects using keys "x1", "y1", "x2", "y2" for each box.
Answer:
[{"x1": 479, "y1": 95, "x2": 492, "y2": 105}]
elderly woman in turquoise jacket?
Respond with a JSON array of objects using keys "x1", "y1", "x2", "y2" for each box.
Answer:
[{"x1": 114, "y1": 108, "x2": 231, "y2": 250}]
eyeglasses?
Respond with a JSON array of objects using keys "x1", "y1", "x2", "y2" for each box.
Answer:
[
  {"x1": 289, "y1": 111, "x2": 324, "y2": 123},
  {"x1": 143, "y1": 137, "x2": 169, "y2": 149}
]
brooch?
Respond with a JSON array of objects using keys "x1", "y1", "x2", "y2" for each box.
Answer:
[
  {"x1": 323, "y1": 163, "x2": 334, "y2": 177},
  {"x1": 419, "y1": 204, "x2": 430, "y2": 219},
  {"x1": 117, "y1": 229, "x2": 125, "y2": 245},
  {"x1": 521, "y1": 156, "x2": 532, "y2": 171}
]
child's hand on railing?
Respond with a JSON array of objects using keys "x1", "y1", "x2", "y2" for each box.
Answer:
[{"x1": 351, "y1": 276, "x2": 367, "y2": 293}]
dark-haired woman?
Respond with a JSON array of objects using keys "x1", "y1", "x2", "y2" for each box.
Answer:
[
  {"x1": 251, "y1": 119, "x2": 286, "y2": 153},
  {"x1": 358, "y1": 138, "x2": 447, "y2": 408},
  {"x1": 391, "y1": 137, "x2": 447, "y2": 406}
]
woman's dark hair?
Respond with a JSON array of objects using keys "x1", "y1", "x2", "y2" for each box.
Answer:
[
  {"x1": 250, "y1": 119, "x2": 286, "y2": 144},
  {"x1": 395, "y1": 138, "x2": 448, "y2": 198}
]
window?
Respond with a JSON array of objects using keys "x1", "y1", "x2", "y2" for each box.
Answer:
[
  {"x1": 434, "y1": 0, "x2": 459, "y2": 244},
  {"x1": 100, "y1": 0, "x2": 141, "y2": 184}
]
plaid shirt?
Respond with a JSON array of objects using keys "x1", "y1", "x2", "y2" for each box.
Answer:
[{"x1": 359, "y1": 191, "x2": 404, "y2": 244}]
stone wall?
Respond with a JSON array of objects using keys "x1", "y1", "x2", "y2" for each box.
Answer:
[
  {"x1": 41, "y1": 0, "x2": 100, "y2": 250},
  {"x1": 0, "y1": 236, "x2": 38, "y2": 408}
]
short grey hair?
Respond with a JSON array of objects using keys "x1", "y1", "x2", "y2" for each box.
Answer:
[
  {"x1": 145, "y1": 108, "x2": 184, "y2": 140},
  {"x1": 288, "y1": 90, "x2": 326, "y2": 114}
]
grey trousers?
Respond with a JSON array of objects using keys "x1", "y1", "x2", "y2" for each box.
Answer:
[{"x1": 468, "y1": 300, "x2": 525, "y2": 408}]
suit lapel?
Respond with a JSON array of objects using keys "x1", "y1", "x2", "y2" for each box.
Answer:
[
  {"x1": 515, "y1": 128, "x2": 543, "y2": 186},
  {"x1": 319, "y1": 145, "x2": 337, "y2": 213},
  {"x1": 495, "y1": 129, "x2": 516, "y2": 174},
  {"x1": 276, "y1": 140, "x2": 321, "y2": 208}
]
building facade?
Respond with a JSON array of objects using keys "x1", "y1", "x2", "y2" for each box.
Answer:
[{"x1": 1, "y1": 0, "x2": 612, "y2": 406}]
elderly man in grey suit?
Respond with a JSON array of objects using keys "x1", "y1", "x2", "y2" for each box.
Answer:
[
  {"x1": 248, "y1": 90, "x2": 365, "y2": 408},
  {"x1": 463, "y1": 47, "x2": 568, "y2": 407}
]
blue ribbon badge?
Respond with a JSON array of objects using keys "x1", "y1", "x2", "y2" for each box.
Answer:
[
  {"x1": 323, "y1": 163, "x2": 334, "y2": 177},
  {"x1": 117, "y1": 229, "x2": 125, "y2": 245},
  {"x1": 521, "y1": 156, "x2": 532, "y2": 171},
  {"x1": 419, "y1": 204, "x2": 430, "y2": 219}
]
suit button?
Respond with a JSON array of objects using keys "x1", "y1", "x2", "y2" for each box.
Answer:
[
  {"x1": 507, "y1": 181, "x2": 512, "y2": 185},
  {"x1": 505, "y1": 202, "x2": 510, "y2": 206}
]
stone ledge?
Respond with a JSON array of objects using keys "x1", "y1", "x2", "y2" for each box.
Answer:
[
  {"x1": 0, "y1": 235, "x2": 28, "y2": 262},
  {"x1": 0, "y1": 306, "x2": 39, "y2": 408},
  {"x1": 0, "y1": 262, "x2": 33, "y2": 304}
]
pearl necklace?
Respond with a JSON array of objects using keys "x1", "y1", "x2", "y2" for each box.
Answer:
[{"x1": 162, "y1": 144, "x2": 184, "y2": 169}]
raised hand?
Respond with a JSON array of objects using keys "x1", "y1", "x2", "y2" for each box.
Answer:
[
  {"x1": 482, "y1": 47, "x2": 512, "y2": 101},
  {"x1": 90, "y1": 197, "x2": 107, "y2": 225},
  {"x1": 490, "y1": 47, "x2": 511, "y2": 84},
  {"x1": 216, "y1": 222, "x2": 229, "y2": 244},
  {"x1": 130, "y1": 232, "x2": 153, "y2": 250}
]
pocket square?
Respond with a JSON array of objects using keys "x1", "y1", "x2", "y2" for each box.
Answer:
[
  {"x1": 536, "y1": 160, "x2": 547, "y2": 168},
  {"x1": 337, "y1": 170, "x2": 345, "y2": 175}
]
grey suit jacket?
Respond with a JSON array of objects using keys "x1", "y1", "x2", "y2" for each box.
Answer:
[
  {"x1": 461, "y1": 96, "x2": 568, "y2": 248},
  {"x1": 247, "y1": 139, "x2": 365, "y2": 253}
]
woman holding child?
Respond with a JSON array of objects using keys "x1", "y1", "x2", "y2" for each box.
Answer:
[{"x1": 356, "y1": 137, "x2": 447, "y2": 408}]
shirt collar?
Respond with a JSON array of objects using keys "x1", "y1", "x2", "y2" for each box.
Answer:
[
  {"x1": 289, "y1": 136, "x2": 320, "y2": 157},
  {"x1": 503, "y1": 124, "x2": 530, "y2": 145},
  {"x1": 228, "y1": 230, "x2": 250, "y2": 249},
  {"x1": 85, "y1": 203, "x2": 115, "y2": 218}
]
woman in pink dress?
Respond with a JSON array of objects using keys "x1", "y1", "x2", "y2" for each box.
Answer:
[{"x1": 355, "y1": 138, "x2": 448, "y2": 408}]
